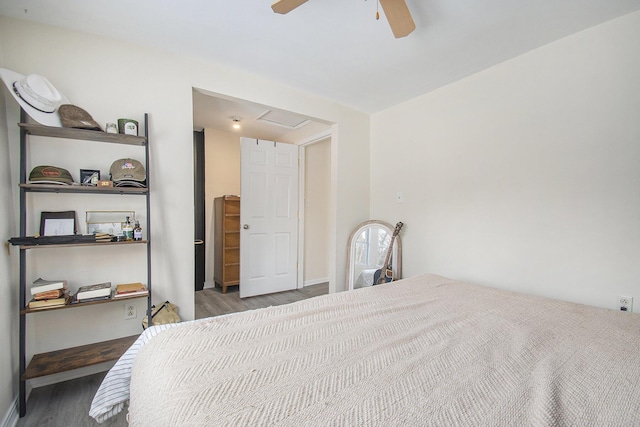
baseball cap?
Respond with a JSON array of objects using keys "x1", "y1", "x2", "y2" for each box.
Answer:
[
  {"x1": 29, "y1": 165, "x2": 74, "y2": 185},
  {"x1": 109, "y1": 158, "x2": 146, "y2": 187}
]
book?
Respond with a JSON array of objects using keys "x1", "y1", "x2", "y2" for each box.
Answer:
[
  {"x1": 28, "y1": 292, "x2": 70, "y2": 309},
  {"x1": 75, "y1": 282, "x2": 111, "y2": 300},
  {"x1": 33, "y1": 288, "x2": 66, "y2": 300},
  {"x1": 71, "y1": 294, "x2": 111, "y2": 304},
  {"x1": 115, "y1": 282, "x2": 146, "y2": 294},
  {"x1": 112, "y1": 287, "x2": 148, "y2": 298},
  {"x1": 31, "y1": 278, "x2": 67, "y2": 296}
]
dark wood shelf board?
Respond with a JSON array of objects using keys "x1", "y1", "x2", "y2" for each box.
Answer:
[
  {"x1": 20, "y1": 239, "x2": 148, "y2": 250},
  {"x1": 22, "y1": 293, "x2": 149, "y2": 314},
  {"x1": 23, "y1": 335, "x2": 139, "y2": 380},
  {"x1": 20, "y1": 183, "x2": 148, "y2": 195},
  {"x1": 19, "y1": 123, "x2": 146, "y2": 146}
]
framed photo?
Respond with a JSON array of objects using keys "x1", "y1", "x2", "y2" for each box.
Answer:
[
  {"x1": 40, "y1": 211, "x2": 77, "y2": 236},
  {"x1": 80, "y1": 169, "x2": 100, "y2": 186},
  {"x1": 86, "y1": 210, "x2": 135, "y2": 237}
]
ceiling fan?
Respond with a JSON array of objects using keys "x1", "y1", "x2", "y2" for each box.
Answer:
[{"x1": 271, "y1": 0, "x2": 416, "y2": 38}]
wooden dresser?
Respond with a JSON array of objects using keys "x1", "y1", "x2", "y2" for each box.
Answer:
[{"x1": 214, "y1": 195, "x2": 240, "y2": 293}]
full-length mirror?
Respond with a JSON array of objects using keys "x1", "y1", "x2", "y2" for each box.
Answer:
[{"x1": 346, "y1": 220, "x2": 402, "y2": 291}]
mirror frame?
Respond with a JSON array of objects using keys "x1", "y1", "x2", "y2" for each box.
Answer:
[{"x1": 346, "y1": 220, "x2": 403, "y2": 291}]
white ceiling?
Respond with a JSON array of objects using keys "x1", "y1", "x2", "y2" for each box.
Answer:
[
  {"x1": 2, "y1": 0, "x2": 639, "y2": 138},
  {"x1": 192, "y1": 88, "x2": 332, "y2": 142}
]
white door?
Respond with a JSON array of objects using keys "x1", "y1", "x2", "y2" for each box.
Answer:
[{"x1": 240, "y1": 138, "x2": 299, "y2": 298}]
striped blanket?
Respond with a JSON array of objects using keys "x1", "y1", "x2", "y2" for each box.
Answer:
[
  {"x1": 89, "y1": 322, "x2": 183, "y2": 422},
  {"x1": 122, "y1": 274, "x2": 640, "y2": 425}
]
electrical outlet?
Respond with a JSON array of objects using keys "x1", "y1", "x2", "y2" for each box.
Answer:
[
  {"x1": 124, "y1": 303, "x2": 137, "y2": 319},
  {"x1": 617, "y1": 295, "x2": 633, "y2": 313}
]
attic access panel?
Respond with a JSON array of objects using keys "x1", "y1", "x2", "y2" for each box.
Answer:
[{"x1": 256, "y1": 109, "x2": 310, "y2": 129}]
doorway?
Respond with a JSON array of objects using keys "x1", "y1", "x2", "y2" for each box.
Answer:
[
  {"x1": 192, "y1": 90, "x2": 332, "y2": 298},
  {"x1": 195, "y1": 131, "x2": 331, "y2": 297}
]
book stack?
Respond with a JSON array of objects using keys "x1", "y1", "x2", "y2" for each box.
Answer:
[
  {"x1": 28, "y1": 278, "x2": 69, "y2": 309},
  {"x1": 113, "y1": 282, "x2": 148, "y2": 298},
  {"x1": 94, "y1": 232, "x2": 115, "y2": 242},
  {"x1": 74, "y1": 282, "x2": 112, "y2": 303}
]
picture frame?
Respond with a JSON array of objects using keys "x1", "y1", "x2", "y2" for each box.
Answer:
[
  {"x1": 80, "y1": 169, "x2": 100, "y2": 186},
  {"x1": 86, "y1": 210, "x2": 135, "y2": 237},
  {"x1": 40, "y1": 211, "x2": 77, "y2": 236}
]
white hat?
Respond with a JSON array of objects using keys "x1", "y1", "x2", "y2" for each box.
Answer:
[{"x1": 0, "y1": 68, "x2": 69, "y2": 127}]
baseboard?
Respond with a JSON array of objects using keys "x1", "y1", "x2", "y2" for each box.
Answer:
[
  {"x1": 304, "y1": 277, "x2": 329, "y2": 287},
  {"x1": 1, "y1": 397, "x2": 18, "y2": 427},
  {"x1": 203, "y1": 280, "x2": 216, "y2": 289}
]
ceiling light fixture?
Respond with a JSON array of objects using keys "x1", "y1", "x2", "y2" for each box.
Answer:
[{"x1": 231, "y1": 117, "x2": 241, "y2": 130}]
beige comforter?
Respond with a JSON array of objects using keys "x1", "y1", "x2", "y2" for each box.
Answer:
[{"x1": 128, "y1": 274, "x2": 640, "y2": 426}]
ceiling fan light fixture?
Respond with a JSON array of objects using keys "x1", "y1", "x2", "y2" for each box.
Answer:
[
  {"x1": 232, "y1": 117, "x2": 241, "y2": 130},
  {"x1": 271, "y1": 0, "x2": 415, "y2": 38}
]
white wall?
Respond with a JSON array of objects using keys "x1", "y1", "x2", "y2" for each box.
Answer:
[
  {"x1": 371, "y1": 11, "x2": 640, "y2": 309},
  {"x1": 203, "y1": 127, "x2": 241, "y2": 286},
  {"x1": 0, "y1": 15, "x2": 369, "y2": 418}
]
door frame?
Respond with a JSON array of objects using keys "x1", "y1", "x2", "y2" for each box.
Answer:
[{"x1": 296, "y1": 130, "x2": 332, "y2": 290}]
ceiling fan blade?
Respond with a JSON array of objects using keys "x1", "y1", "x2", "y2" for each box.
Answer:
[
  {"x1": 271, "y1": 0, "x2": 309, "y2": 14},
  {"x1": 379, "y1": 0, "x2": 416, "y2": 38}
]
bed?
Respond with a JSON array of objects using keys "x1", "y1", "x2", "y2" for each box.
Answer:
[{"x1": 91, "y1": 273, "x2": 640, "y2": 425}]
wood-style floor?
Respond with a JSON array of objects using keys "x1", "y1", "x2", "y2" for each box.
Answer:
[
  {"x1": 16, "y1": 371, "x2": 127, "y2": 427},
  {"x1": 16, "y1": 283, "x2": 328, "y2": 427},
  {"x1": 195, "y1": 282, "x2": 328, "y2": 319}
]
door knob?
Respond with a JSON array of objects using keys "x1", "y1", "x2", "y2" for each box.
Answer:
[
  {"x1": 243, "y1": 224, "x2": 249, "y2": 229},
  {"x1": 194, "y1": 240, "x2": 204, "y2": 245}
]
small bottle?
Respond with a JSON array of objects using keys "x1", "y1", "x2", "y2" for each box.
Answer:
[
  {"x1": 133, "y1": 220, "x2": 143, "y2": 241},
  {"x1": 122, "y1": 216, "x2": 134, "y2": 241}
]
